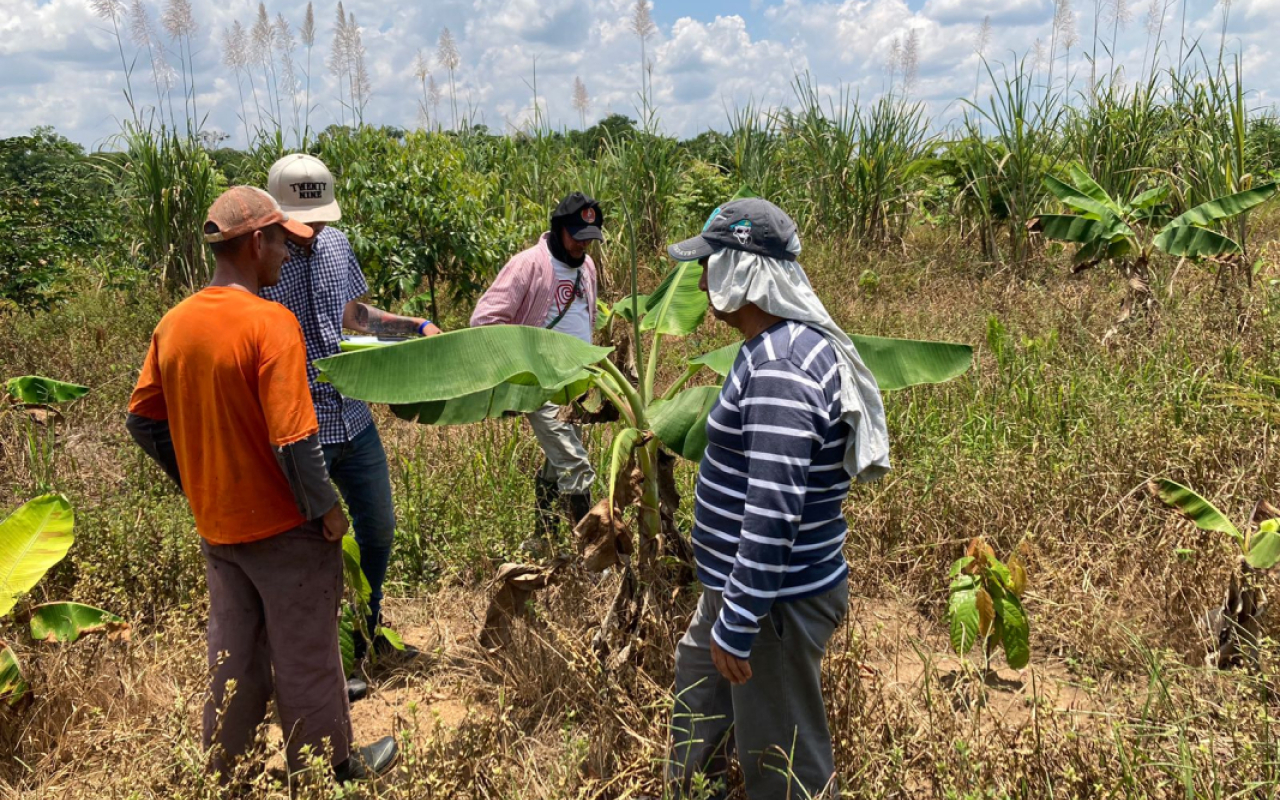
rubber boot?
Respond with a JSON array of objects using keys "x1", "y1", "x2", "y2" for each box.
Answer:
[
  {"x1": 566, "y1": 492, "x2": 593, "y2": 533},
  {"x1": 522, "y1": 477, "x2": 561, "y2": 559}
]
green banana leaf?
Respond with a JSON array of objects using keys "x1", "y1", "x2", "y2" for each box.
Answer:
[
  {"x1": 689, "y1": 336, "x2": 973, "y2": 393},
  {"x1": 1067, "y1": 164, "x2": 1126, "y2": 216},
  {"x1": 317, "y1": 326, "x2": 612, "y2": 412},
  {"x1": 606, "y1": 428, "x2": 643, "y2": 504},
  {"x1": 1043, "y1": 174, "x2": 1116, "y2": 219},
  {"x1": 849, "y1": 335, "x2": 973, "y2": 391},
  {"x1": 0, "y1": 643, "x2": 26, "y2": 703},
  {"x1": 0, "y1": 494, "x2": 75, "y2": 618},
  {"x1": 948, "y1": 575, "x2": 980, "y2": 655},
  {"x1": 5, "y1": 376, "x2": 89, "y2": 405},
  {"x1": 1130, "y1": 184, "x2": 1171, "y2": 212},
  {"x1": 1035, "y1": 213, "x2": 1134, "y2": 245},
  {"x1": 1150, "y1": 479, "x2": 1243, "y2": 543},
  {"x1": 1154, "y1": 224, "x2": 1242, "y2": 259},
  {"x1": 641, "y1": 260, "x2": 707, "y2": 336},
  {"x1": 1246, "y1": 519, "x2": 1280, "y2": 571},
  {"x1": 390, "y1": 377, "x2": 593, "y2": 425},
  {"x1": 688, "y1": 342, "x2": 742, "y2": 377},
  {"x1": 29, "y1": 602, "x2": 126, "y2": 643},
  {"x1": 650, "y1": 386, "x2": 721, "y2": 462},
  {"x1": 1164, "y1": 183, "x2": 1277, "y2": 228}
]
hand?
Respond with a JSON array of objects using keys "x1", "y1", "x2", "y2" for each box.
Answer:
[
  {"x1": 711, "y1": 640, "x2": 753, "y2": 685},
  {"x1": 419, "y1": 322, "x2": 443, "y2": 337},
  {"x1": 321, "y1": 503, "x2": 349, "y2": 542}
]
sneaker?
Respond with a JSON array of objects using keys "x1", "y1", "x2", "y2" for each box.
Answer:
[{"x1": 333, "y1": 735, "x2": 398, "y2": 782}]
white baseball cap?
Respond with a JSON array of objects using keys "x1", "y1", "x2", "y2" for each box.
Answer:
[{"x1": 267, "y1": 154, "x2": 342, "y2": 224}]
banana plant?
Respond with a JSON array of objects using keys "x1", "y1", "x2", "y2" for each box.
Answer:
[
  {"x1": 1033, "y1": 164, "x2": 1276, "y2": 329},
  {"x1": 317, "y1": 218, "x2": 974, "y2": 660},
  {"x1": 1148, "y1": 479, "x2": 1280, "y2": 668},
  {"x1": 5, "y1": 375, "x2": 89, "y2": 492},
  {"x1": 1, "y1": 494, "x2": 126, "y2": 704},
  {"x1": 947, "y1": 537, "x2": 1031, "y2": 671}
]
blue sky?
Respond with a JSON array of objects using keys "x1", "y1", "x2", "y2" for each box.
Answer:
[{"x1": 0, "y1": 0, "x2": 1272, "y2": 148}]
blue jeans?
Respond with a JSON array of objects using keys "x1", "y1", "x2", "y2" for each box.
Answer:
[{"x1": 322, "y1": 422, "x2": 396, "y2": 654}]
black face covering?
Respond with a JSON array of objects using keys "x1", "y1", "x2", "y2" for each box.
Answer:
[{"x1": 548, "y1": 222, "x2": 586, "y2": 268}]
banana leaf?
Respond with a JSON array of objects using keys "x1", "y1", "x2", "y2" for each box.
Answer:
[
  {"x1": 0, "y1": 643, "x2": 26, "y2": 703},
  {"x1": 317, "y1": 326, "x2": 612, "y2": 415},
  {"x1": 689, "y1": 336, "x2": 973, "y2": 392},
  {"x1": 688, "y1": 342, "x2": 742, "y2": 377},
  {"x1": 29, "y1": 602, "x2": 126, "y2": 643},
  {"x1": 0, "y1": 494, "x2": 75, "y2": 618},
  {"x1": 5, "y1": 377, "x2": 89, "y2": 405},
  {"x1": 1043, "y1": 174, "x2": 1116, "y2": 219},
  {"x1": 649, "y1": 386, "x2": 721, "y2": 462},
  {"x1": 606, "y1": 428, "x2": 643, "y2": 504},
  {"x1": 641, "y1": 260, "x2": 707, "y2": 336},
  {"x1": 1150, "y1": 479, "x2": 1243, "y2": 543},
  {"x1": 1246, "y1": 520, "x2": 1280, "y2": 570},
  {"x1": 1067, "y1": 164, "x2": 1126, "y2": 216},
  {"x1": 1035, "y1": 213, "x2": 1133, "y2": 245},
  {"x1": 848, "y1": 335, "x2": 973, "y2": 392},
  {"x1": 390, "y1": 376, "x2": 594, "y2": 425},
  {"x1": 1164, "y1": 183, "x2": 1277, "y2": 228},
  {"x1": 1154, "y1": 224, "x2": 1242, "y2": 259}
]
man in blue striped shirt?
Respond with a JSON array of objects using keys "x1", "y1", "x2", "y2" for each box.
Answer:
[{"x1": 664, "y1": 199, "x2": 888, "y2": 799}]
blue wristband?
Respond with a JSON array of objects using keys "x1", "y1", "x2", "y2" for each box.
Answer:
[{"x1": 417, "y1": 320, "x2": 433, "y2": 336}]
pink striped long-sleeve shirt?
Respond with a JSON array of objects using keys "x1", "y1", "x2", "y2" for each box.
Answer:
[{"x1": 470, "y1": 232, "x2": 598, "y2": 330}]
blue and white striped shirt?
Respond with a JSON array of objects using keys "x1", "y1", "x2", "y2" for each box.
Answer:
[
  {"x1": 261, "y1": 226, "x2": 373, "y2": 446},
  {"x1": 693, "y1": 320, "x2": 852, "y2": 658}
]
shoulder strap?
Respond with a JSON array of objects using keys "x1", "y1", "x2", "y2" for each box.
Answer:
[{"x1": 545, "y1": 269, "x2": 583, "y2": 331}]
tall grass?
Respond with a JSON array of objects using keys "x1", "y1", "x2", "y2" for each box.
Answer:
[{"x1": 108, "y1": 124, "x2": 222, "y2": 293}]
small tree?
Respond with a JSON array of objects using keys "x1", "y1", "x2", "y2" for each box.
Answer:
[{"x1": 947, "y1": 537, "x2": 1031, "y2": 671}]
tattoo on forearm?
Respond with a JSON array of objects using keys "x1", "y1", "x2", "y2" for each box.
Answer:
[{"x1": 352, "y1": 303, "x2": 424, "y2": 336}]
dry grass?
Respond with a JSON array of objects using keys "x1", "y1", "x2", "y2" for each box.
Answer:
[{"x1": 4, "y1": 230, "x2": 1280, "y2": 798}]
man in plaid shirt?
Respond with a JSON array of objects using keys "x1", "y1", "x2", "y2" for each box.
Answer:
[{"x1": 264, "y1": 154, "x2": 440, "y2": 699}]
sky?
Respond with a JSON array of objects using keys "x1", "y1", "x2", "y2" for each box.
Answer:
[{"x1": 0, "y1": 0, "x2": 1275, "y2": 149}]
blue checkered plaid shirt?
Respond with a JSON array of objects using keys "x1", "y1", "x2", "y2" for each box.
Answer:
[{"x1": 261, "y1": 226, "x2": 374, "y2": 445}]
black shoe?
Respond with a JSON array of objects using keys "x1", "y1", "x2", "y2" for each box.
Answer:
[
  {"x1": 346, "y1": 676, "x2": 369, "y2": 704},
  {"x1": 334, "y1": 735, "x2": 398, "y2": 782},
  {"x1": 565, "y1": 492, "x2": 593, "y2": 530}
]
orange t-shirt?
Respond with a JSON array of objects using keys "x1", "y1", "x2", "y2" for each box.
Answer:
[{"x1": 128, "y1": 286, "x2": 320, "y2": 545}]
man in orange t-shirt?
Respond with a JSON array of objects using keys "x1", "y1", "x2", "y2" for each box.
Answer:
[{"x1": 126, "y1": 186, "x2": 395, "y2": 782}]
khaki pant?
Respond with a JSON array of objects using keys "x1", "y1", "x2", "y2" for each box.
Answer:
[{"x1": 201, "y1": 522, "x2": 352, "y2": 776}]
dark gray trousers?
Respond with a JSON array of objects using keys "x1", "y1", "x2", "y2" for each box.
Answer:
[
  {"x1": 667, "y1": 582, "x2": 849, "y2": 799},
  {"x1": 201, "y1": 521, "x2": 352, "y2": 776}
]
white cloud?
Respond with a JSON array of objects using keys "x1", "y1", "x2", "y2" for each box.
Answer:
[{"x1": 0, "y1": 0, "x2": 1272, "y2": 147}]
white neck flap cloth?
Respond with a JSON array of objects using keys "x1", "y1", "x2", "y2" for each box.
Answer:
[{"x1": 704, "y1": 241, "x2": 891, "y2": 483}]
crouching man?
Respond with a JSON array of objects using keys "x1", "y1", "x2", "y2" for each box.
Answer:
[{"x1": 125, "y1": 186, "x2": 396, "y2": 782}]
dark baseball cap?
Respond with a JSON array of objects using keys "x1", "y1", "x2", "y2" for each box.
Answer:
[
  {"x1": 552, "y1": 192, "x2": 604, "y2": 242},
  {"x1": 667, "y1": 198, "x2": 799, "y2": 262}
]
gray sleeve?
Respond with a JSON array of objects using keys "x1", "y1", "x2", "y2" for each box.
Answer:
[
  {"x1": 125, "y1": 413, "x2": 183, "y2": 490},
  {"x1": 274, "y1": 433, "x2": 340, "y2": 521}
]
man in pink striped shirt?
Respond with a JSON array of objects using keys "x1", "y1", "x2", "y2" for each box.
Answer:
[{"x1": 471, "y1": 193, "x2": 603, "y2": 557}]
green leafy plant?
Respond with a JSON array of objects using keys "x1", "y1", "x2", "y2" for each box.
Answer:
[
  {"x1": 1148, "y1": 479, "x2": 1280, "y2": 668},
  {"x1": 318, "y1": 203, "x2": 974, "y2": 663},
  {"x1": 1034, "y1": 163, "x2": 1277, "y2": 328},
  {"x1": 947, "y1": 537, "x2": 1031, "y2": 670},
  {"x1": 5, "y1": 376, "x2": 89, "y2": 492},
  {"x1": 339, "y1": 534, "x2": 403, "y2": 676},
  {"x1": 0, "y1": 494, "x2": 125, "y2": 704}
]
